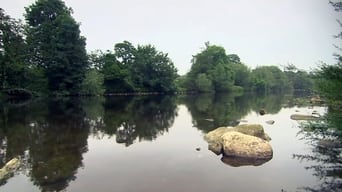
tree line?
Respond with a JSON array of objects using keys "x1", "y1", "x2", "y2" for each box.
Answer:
[
  {"x1": 0, "y1": 0, "x2": 336, "y2": 97},
  {"x1": 176, "y1": 42, "x2": 314, "y2": 94}
]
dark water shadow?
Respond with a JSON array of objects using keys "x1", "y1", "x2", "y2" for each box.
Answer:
[{"x1": 221, "y1": 156, "x2": 273, "y2": 167}]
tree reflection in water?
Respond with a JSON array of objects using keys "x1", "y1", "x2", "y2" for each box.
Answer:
[
  {"x1": 28, "y1": 98, "x2": 89, "y2": 191},
  {"x1": 0, "y1": 98, "x2": 90, "y2": 191},
  {"x1": 0, "y1": 95, "x2": 178, "y2": 190},
  {"x1": 100, "y1": 95, "x2": 178, "y2": 146},
  {"x1": 293, "y1": 109, "x2": 342, "y2": 192},
  {"x1": 180, "y1": 93, "x2": 287, "y2": 133},
  {"x1": 0, "y1": 93, "x2": 339, "y2": 191}
]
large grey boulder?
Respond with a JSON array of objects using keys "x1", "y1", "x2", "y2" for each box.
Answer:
[
  {"x1": 204, "y1": 127, "x2": 232, "y2": 155},
  {"x1": 221, "y1": 131, "x2": 273, "y2": 159},
  {"x1": 231, "y1": 124, "x2": 271, "y2": 141},
  {"x1": 204, "y1": 124, "x2": 271, "y2": 142},
  {"x1": 204, "y1": 124, "x2": 273, "y2": 160}
]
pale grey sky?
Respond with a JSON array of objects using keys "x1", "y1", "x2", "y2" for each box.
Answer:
[{"x1": 1, "y1": 0, "x2": 341, "y2": 74}]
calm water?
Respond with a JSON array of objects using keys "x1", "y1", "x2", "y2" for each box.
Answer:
[{"x1": 0, "y1": 93, "x2": 339, "y2": 192}]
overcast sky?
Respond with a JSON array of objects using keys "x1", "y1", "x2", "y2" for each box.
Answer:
[{"x1": 1, "y1": 0, "x2": 341, "y2": 74}]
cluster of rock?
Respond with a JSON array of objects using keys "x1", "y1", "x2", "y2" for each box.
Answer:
[{"x1": 204, "y1": 124, "x2": 273, "y2": 166}]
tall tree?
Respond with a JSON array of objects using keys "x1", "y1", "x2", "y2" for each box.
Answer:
[
  {"x1": 186, "y1": 43, "x2": 236, "y2": 93},
  {"x1": 25, "y1": 0, "x2": 88, "y2": 95},
  {"x1": 227, "y1": 54, "x2": 251, "y2": 89},
  {"x1": 132, "y1": 44, "x2": 178, "y2": 92},
  {"x1": 0, "y1": 8, "x2": 26, "y2": 89}
]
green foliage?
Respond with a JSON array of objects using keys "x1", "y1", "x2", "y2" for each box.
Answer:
[
  {"x1": 80, "y1": 68, "x2": 104, "y2": 96},
  {"x1": 133, "y1": 44, "x2": 178, "y2": 92},
  {"x1": 195, "y1": 73, "x2": 213, "y2": 92},
  {"x1": 314, "y1": 63, "x2": 342, "y2": 107},
  {"x1": 250, "y1": 66, "x2": 290, "y2": 93},
  {"x1": 25, "y1": 0, "x2": 88, "y2": 95},
  {"x1": 101, "y1": 51, "x2": 134, "y2": 93},
  {"x1": 284, "y1": 64, "x2": 313, "y2": 91},
  {"x1": 90, "y1": 41, "x2": 178, "y2": 94},
  {"x1": 185, "y1": 43, "x2": 248, "y2": 93},
  {"x1": 230, "y1": 61, "x2": 251, "y2": 88},
  {"x1": 174, "y1": 75, "x2": 187, "y2": 92},
  {"x1": 0, "y1": 9, "x2": 27, "y2": 89}
]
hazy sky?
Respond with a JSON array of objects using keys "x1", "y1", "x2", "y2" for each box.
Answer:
[{"x1": 1, "y1": 0, "x2": 341, "y2": 74}]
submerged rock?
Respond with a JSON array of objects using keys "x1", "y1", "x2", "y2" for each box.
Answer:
[
  {"x1": 266, "y1": 120, "x2": 275, "y2": 125},
  {"x1": 290, "y1": 114, "x2": 320, "y2": 120},
  {"x1": 259, "y1": 109, "x2": 266, "y2": 115},
  {"x1": 221, "y1": 131, "x2": 273, "y2": 159}
]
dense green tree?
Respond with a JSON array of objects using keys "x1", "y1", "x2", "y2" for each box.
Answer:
[
  {"x1": 315, "y1": 63, "x2": 342, "y2": 106},
  {"x1": 184, "y1": 43, "x2": 251, "y2": 93},
  {"x1": 0, "y1": 8, "x2": 27, "y2": 89},
  {"x1": 195, "y1": 73, "x2": 213, "y2": 92},
  {"x1": 250, "y1": 66, "x2": 290, "y2": 93},
  {"x1": 227, "y1": 54, "x2": 251, "y2": 89},
  {"x1": 90, "y1": 41, "x2": 178, "y2": 94},
  {"x1": 80, "y1": 68, "x2": 104, "y2": 96},
  {"x1": 25, "y1": 0, "x2": 88, "y2": 95},
  {"x1": 132, "y1": 44, "x2": 178, "y2": 92},
  {"x1": 103, "y1": 51, "x2": 134, "y2": 93},
  {"x1": 186, "y1": 43, "x2": 235, "y2": 92},
  {"x1": 174, "y1": 75, "x2": 187, "y2": 92},
  {"x1": 88, "y1": 50, "x2": 133, "y2": 94},
  {"x1": 284, "y1": 64, "x2": 313, "y2": 91}
]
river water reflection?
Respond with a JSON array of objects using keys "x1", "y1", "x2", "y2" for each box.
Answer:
[{"x1": 0, "y1": 93, "x2": 340, "y2": 192}]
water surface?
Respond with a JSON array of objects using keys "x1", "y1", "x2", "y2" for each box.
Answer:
[{"x1": 0, "y1": 94, "x2": 338, "y2": 192}]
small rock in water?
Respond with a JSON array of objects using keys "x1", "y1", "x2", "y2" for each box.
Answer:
[
  {"x1": 266, "y1": 120, "x2": 275, "y2": 125},
  {"x1": 312, "y1": 111, "x2": 321, "y2": 117},
  {"x1": 290, "y1": 114, "x2": 319, "y2": 120},
  {"x1": 259, "y1": 109, "x2": 266, "y2": 115}
]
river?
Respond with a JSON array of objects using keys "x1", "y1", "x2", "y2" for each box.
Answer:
[{"x1": 0, "y1": 93, "x2": 340, "y2": 192}]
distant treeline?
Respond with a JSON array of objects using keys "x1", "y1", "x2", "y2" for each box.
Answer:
[
  {"x1": 0, "y1": 0, "x2": 337, "y2": 97},
  {"x1": 176, "y1": 42, "x2": 314, "y2": 94}
]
